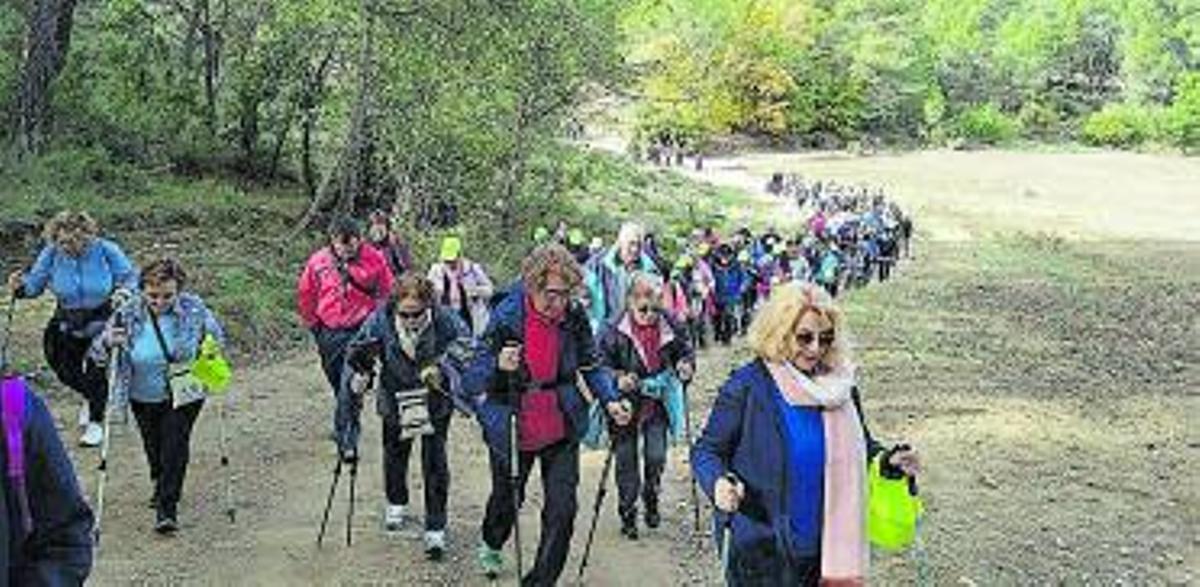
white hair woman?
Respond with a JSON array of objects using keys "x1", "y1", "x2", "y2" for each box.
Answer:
[
  {"x1": 584, "y1": 222, "x2": 659, "y2": 333},
  {"x1": 691, "y1": 282, "x2": 920, "y2": 585},
  {"x1": 599, "y1": 271, "x2": 695, "y2": 539}
]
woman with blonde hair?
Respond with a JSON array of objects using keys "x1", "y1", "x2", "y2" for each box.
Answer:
[
  {"x1": 691, "y1": 282, "x2": 921, "y2": 585},
  {"x1": 7, "y1": 211, "x2": 138, "y2": 447}
]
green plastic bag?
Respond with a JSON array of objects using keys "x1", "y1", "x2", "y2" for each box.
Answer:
[
  {"x1": 867, "y1": 454, "x2": 923, "y2": 551},
  {"x1": 191, "y1": 333, "x2": 232, "y2": 395}
]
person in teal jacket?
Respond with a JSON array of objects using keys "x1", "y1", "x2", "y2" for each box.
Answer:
[{"x1": 584, "y1": 222, "x2": 659, "y2": 334}]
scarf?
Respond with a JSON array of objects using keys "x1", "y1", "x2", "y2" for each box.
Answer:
[
  {"x1": 766, "y1": 361, "x2": 867, "y2": 586},
  {"x1": 393, "y1": 311, "x2": 430, "y2": 360}
]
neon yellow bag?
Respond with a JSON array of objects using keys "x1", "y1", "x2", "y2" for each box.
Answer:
[
  {"x1": 867, "y1": 454, "x2": 923, "y2": 550},
  {"x1": 191, "y1": 333, "x2": 232, "y2": 395}
]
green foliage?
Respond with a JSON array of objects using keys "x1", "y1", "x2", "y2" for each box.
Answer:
[
  {"x1": 953, "y1": 104, "x2": 1022, "y2": 145},
  {"x1": 620, "y1": 0, "x2": 1200, "y2": 152},
  {"x1": 1163, "y1": 73, "x2": 1200, "y2": 151},
  {"x1": 1081, "y1": 103, "x2": 1164, "y2": 147}
]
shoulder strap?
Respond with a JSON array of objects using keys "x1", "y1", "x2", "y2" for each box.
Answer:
[
  {"x1": 2, "y1": 376, "x2": 33, "y2": 534},
  {"x1": 147, "y1": 305, "x2": 178, "y2": 395}
]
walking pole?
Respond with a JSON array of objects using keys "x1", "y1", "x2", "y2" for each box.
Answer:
[
  {"x1": 93, "y1": 345, "x2": 120, "y2": 549},
  {"x1": 1, "y1": 294, "x2": 15, "y2": 367},
  {"x1": 719, "y1": 473, "x2": 739, "y2": 579},
  {"x1": 577, "y1": 435, "x2": 617, "y2": 581},
  {"x1": 681, "y1": 379, "x2": 701, "y2": 533},
  {"x1": 346, "y1": 457, "x2": 357, "y2": 546},
  {"x1": 316, "y1": 458, "x2": 343, "y2": 548},
  {"x1": 509, "y1": 395, "x2": 523, "y2": 585},
  {"x1": 217, "y1": 399, "x2": 236, "y2": 523},
  {"x1": 500, "y1": 339, "x2": 524, "y2": 585}
]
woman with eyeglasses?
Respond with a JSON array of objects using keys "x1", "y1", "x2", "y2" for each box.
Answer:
[
  {"x1": 337, "y1": 274, "x2": 478, "y2": 560},
  {"x1": 7, "y1": 210, "x2": 138, "y2": 447},
  {"x1": 599, "y1": 272, "x2": 694, "y2": 540},
  {"x1": 89, "y1": 258, "x2": 225, "y2": 534},
  {"x1": 464, "y1": 244, "x2": 630, "y2": 585},
  {"x1": 692, "y1": 282, "x2": 921, "y2": 586}
]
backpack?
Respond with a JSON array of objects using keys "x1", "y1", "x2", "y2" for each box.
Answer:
[{"x1": 1, "y1": 375, "x2": 33, "y2": 536}]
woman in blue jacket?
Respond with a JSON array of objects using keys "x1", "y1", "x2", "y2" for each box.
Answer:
[
  {"x1": 90, "y1": 258, "x2": 224, "y2": 534},
  {"x1": 463, "y1": 244, "x2": 629, "y2": 586},
  {"x1": 691, "y1": 282, "x2": 921, "y2": 586},
  {"x1": 7, "y1": 211, "x2": 138, "y2": 448}
]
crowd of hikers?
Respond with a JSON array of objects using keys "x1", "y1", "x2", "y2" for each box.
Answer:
[{"x1": 1, "y1": 194, "x2": 923, "y2": 585}]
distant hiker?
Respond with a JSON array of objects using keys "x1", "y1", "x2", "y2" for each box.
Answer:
[
  {"x1": 464, "y1": 244, "x2": 629, "y2": 585},
  {"x1": 297, "y1": 218, "x2": 395, "y2": 440},
  {"x1": 584, "y1": 222, "x2": 659, "y2": 333},
  {"x1": 711, "y1": 244, "x2": 749, "y2": 345},
  {"x1": 0, "y1": 377, "x2": 95, "y2": 583},
  {"x1": 427, "y1": 236, "x2": 495, "y2": 337},
  {"x1": 599, "y1": 272, "x2": 694, "y2": 540},
  {"x1": 692, "y1": 283, "x2": 921, "y2": 586},
  {"x1": 565, "y1": 228, "x2": 591, "y2": 266},
  {"x1": 366, "y1": 209, "x2": 415, "y2": 279},
  {"x1": 90, "y1": 257, "x2": 226, "y2": 534},
  {"x1": 6, "y1": 210, "x2": 138, "y2": 447},
  {"x1": 337, "y1": 275, "x2": 478, "y2": 560}
]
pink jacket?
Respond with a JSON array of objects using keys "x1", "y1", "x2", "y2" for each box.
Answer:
[{"x1": 297, "y1": 244, "x2": 394, "y2": 330}]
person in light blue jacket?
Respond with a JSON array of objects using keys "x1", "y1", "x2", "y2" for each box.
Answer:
[
  {"x1": 6, "y1": 211, "x2": 138, "y2": 448},
  {"x1": 89, "y1": 258, "x2": 223, "y2": 534}
]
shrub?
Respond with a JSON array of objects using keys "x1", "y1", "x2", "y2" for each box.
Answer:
[
  {"x1": 953, "y1": 104, "x2": 1022, "y2": 145},
  {"x1": 1080, "y1": 103, "x2": 1163, "y2": 147}
]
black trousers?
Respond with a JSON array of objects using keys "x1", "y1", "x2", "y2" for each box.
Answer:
[
  {"x1": 43, "y1": 318, "x2": 109, "y2": 423},
  {"x1": 726, "y1": 540, "x2": 820, "y2": 587},
  {"x1": 383, "y1": 415, "x2": 451, "y2": 531},
  {"x1": 714, "y1": 303, "x2": 739, "y2": 344},
  {"x1": 482, "y1": 439, "x2": 579, "y2": 587},
  {"x1": 131, "y1": 399, "x2": 204, "y2": 514},
  {"x1": 613, "y1": 409, "x2": 668, "y2": 520}
]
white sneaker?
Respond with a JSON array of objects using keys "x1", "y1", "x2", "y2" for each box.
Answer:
[
  {"x1": 384, "y1": 504, "x2": 407, "y2": 533},
  {"x1": 79, "y1": 423, "x2": 104, "y2": 447},
  {"x1": 424, "y1": 530, "x2": 446, "y2": 560},
  {"x1": 77, "y1": 403, "x2": 90, "y2": 429}
]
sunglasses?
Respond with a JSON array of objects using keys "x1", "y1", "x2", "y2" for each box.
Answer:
[
  {"x1": 397, "y1": 309, "x2": 427, "y2": 321},
  {"x1": 797, "y1": 330, "x2": 836, "y2": 348},
  {"x1": 542, "y1": 287, "x2": 571, "y2": 302}
]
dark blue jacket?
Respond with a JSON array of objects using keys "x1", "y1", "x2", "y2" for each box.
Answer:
[
  {"x1": 712, "y1": 262, "x2": 748, "y2": 306},
  {"x1": 336, "y1": 303, "x2": 479, "y2": 454},
  {"x1": 3, "y1": 386, "x2": 94, "y2": 586},
  {"x1": 690, "y1": 360, "x2": 883, "y2": 557},
  {"x1": 462, "y1": 283, "x2": 619, "y2": 462}
]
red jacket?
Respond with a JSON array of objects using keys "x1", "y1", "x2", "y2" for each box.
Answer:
[{"x1": 297, "y1": 244, "x2": 394, "y2": 330}]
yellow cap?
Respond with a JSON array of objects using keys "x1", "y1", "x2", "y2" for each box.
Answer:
[{"x1": 440, "y1": 236, "x2": 463, "y2": 261}]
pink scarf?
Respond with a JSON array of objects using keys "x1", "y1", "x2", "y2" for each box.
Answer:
[{"x1": 766, "y1": 361, "x2": 867, "y2": 586}]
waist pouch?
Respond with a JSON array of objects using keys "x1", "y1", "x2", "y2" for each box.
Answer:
[
  {"x1": 394, "y1": 387, "x2": 434, "y2": 440},
  {"x1": 53, "y1": 303, "x2": 112, "y2": 339}
]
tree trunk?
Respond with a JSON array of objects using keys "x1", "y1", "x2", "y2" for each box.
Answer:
[
  {"x1": 201, "y1": 0, "x2": 220, "y2": 137},
  {"x1": 12, "y1": 0, "x2": 78, "y2": 155}
]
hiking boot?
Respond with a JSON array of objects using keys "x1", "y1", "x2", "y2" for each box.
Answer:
[
  {"x1": 644, "y1": 500, "x2": 661, "y2": 529},
  {"x1": 383, "y1": 504, "x2": 407, "y2": 533},
  {"x1": 477, "y1": 543, "x2": 504, "y2": 579},
  {"x1": 424, "y1": 530, "x2": 446, "y2": 561},
  {"x1": 79, "y1": 422, "x2": 103, "y2": 447},
  {"x1": 620, "y1": 515, "x2": 639, "y2": 541},
  {"x1": 155, "y1": 505, "x2": 179, "y2": 535}
]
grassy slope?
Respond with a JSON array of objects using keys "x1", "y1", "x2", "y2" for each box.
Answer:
[{"x1": 0, "y1": 145, "x2": 749, "y2": 364}]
